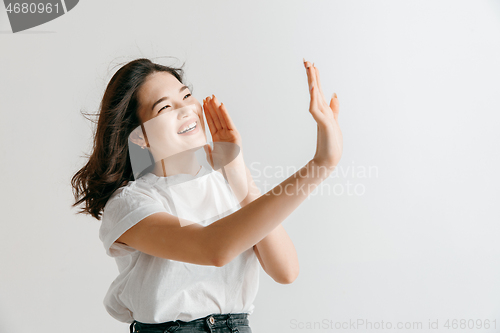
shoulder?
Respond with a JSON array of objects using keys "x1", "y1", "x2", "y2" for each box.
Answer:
[
  {"x1": 99, "y1": 180, "x2": 168, "y2": 256},
  {"x1": 102, "y1": 181, "x2": 163, "y2": 222},
  {"x1": 104, "y1": 181, "x2": 158, "y2": 208}
]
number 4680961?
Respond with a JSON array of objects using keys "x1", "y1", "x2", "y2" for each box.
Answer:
[{"x1": 6, "y1": 2, "x2": 60, "y2": 14}]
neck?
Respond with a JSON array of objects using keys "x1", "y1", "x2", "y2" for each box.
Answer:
[{"x1": 151, "y1": 149, "x2": 201, "y2": 178}]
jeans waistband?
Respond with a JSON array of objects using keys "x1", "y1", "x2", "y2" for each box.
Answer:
[{"x1": 130, "y1": 313, "x2": 249, "y2": 333}]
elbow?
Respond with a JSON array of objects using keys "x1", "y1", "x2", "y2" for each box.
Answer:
[
  {"x1": 211, "y1": 248, "x2": 225, "y2": 267},
  {"x1": 213, "y1": 255, "x2": 226, "y2": 267},
  {"x1": 205, "y1": 226, "x2": 230, "y2": 267},
  {"x1": 212, "y1": 247, "x2": 232, "y2": 267},
  {"x1": 277, "y1": 275, "x2": 298, "y2": 285},
  {"x1": 276, "y1": 268, "x2": 300, "y2": 285}
]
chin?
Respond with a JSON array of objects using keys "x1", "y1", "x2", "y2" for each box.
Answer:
[
  {"x1": 196, "y1": 137, "x2": 208, "y2": 147},
  {"x1": 184, "y1": 136, "x2": 207, "y2": 150}
]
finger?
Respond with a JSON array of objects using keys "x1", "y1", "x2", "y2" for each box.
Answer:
[
  {"x1": 205, "y1": 142, "x2": 213, "y2": 157},
  {"x1": 203, "y1": 98, "x2": 218, "y2": 134},
  {"x1": 314, "y1": 65, "x2": 329, "y2": 107},
  {"x1": 330, "y1": 92, "x2": 340, "y2": 122},
  {"x1": 309, "y1": 85, "x2": 323, "y2": 122},
  {"x1": 206, "y1": 95, "x2": 223, "y2": 130},
  {"x1": 212, "y1": 95, "x2": 229, "y2": 129},
  {"x1": 311, "y1": 65, "x2": 330, "y2": 116},
  {"x1": 305, "y1": 60, "x2": 314, "y2": 92},
  {"x1": 309, "y1": 63, "x2": 324, "y2": 112},
  {"x1": 306, "y1": 61, "x2": 318, "y2": 110},
  {"x1": 309, "y1": 61, "x2": 318, "y2": 92},
  {"x1": 305, "y1": 60, "x2": 322, "y2": 120},
  {"x1": 203, "y1": 98, "x2": 216, "y2": 133},
  {"x1": 219, "y1": 102, "x2": 237, "y2": 130},
  {"x1": 209, "y1": 95, "x2": 224, "y2": 130},
  {"x1": 203, "y1": 143, "x2": 214, "y2": 167},
  {"x1": 203, "y1": 144, "x2": 211, "y2": 158}
]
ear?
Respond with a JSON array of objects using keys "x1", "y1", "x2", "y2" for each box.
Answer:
[{"x1": 129, "y1": 126, "x2": 148, "y2": 148}]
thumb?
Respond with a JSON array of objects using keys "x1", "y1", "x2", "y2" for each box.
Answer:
[
  {"x1": 330, "y1": 92, "x2": 339, "y2": 121},
  {"x1": 204, "y1": 144, "x2": 214, "y2": 167}
]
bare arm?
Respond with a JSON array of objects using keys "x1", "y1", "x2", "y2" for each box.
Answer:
[
  {"x1": 117, "y1": 158, "x2": 332, "y2": 267},
  {"x1": 208, "y1": 158, "x2": 333, "y2": 267},
  {"x1": 218, "y1": 149, "x2": 301, "y2": 284},
  {"x1": 242, "y1": 165, "x2": 300, "y2": 284}
]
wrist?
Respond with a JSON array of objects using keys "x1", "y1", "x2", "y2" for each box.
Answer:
[{"x1": 309, "y1": 158, "x2": 336, "y2": 177}]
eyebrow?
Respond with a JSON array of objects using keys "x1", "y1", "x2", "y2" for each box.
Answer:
[{"x1": 151, "y1": 85, "x2": 189, "y2": 112}]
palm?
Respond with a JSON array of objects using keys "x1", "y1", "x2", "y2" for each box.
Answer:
[
  {"x1": 202, "y1": 95, "x2": 243, "y2": 169},
  {"x1": 211, "y1": 125, "x2": 240, "y2": 144},
  {"x1": 203, "y1": 95, "x2": 242, "y2": 147}
]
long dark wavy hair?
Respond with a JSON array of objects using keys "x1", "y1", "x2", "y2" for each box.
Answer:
[{"x1": 71, "y1": 58, "x2": 189, "y2": 220}]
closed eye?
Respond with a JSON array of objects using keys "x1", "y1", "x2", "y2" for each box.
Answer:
[{"x1": 158, "y1": 93, "x2": 192, "y2": 113}]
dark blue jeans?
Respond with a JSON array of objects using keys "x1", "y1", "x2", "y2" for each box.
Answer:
[{"x1": 129, "y1": 313, "x2": 252, "y2": 333}]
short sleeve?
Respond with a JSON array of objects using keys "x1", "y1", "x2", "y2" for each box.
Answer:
[{"x1": 99, "y1": 186, "x2": 168, "y2": 257}]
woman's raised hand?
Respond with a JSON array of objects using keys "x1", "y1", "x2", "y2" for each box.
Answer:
[
  {"x1": 304, "y1": 59, "x2": 343, "y2": 168},
  {"x1": 203, "y1": 95, "x2": 242, "y2": 148},
  {"x1": 202, "y1": 95, "x2": 243, "y2": 170}
]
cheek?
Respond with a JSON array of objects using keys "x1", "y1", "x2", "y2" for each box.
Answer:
[
  {"x1": 191, "y1": 105, "x2": 203, "y2": 127},
  {"x1": 143, "y1": 115, "x2": 179, "y2": 145},
  {"x1": 197, "y1": 103, "x2": 205, "y2": 122},
  {"x1": 194, "y1": 103, "x2": 202, "y2": 117}
]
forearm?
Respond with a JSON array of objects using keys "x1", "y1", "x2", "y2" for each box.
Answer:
[
  {"x1": 206, "y1": 158, "x2": 333, "y2": 266},
  {"x1": 219, "y1": 144, "x2": 250, "y2": 205},
  {"x1": 254, "y1": 224, "x2": 299, "y2": 283},
  {"x1": 238, "y1": 161, "x2": 299, "y2": 283},
  {"x1": 238, "y1": 163, "x2": 262, "y2": 207}
]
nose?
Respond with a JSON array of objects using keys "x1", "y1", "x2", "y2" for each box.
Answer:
[{"x1": 177, "y1": 104, "x2": 198, "y2": 120}]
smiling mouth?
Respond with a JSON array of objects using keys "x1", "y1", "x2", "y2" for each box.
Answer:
[{"x1": 177, "y1": 121, "x2": 197, "y2": 134}]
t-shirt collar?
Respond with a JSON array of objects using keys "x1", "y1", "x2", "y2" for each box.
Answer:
[{"x1": 139, "y1": 164, "x2": 211, "y2": 187}]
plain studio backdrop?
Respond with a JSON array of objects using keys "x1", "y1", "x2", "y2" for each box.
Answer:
[{"x1": 1, "y1": 1, "x2": 499, "y2": 332}]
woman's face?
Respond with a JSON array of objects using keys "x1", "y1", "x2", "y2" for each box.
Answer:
[{"x1": 135, "y1": 71, "x2": 207, "y2": 161}]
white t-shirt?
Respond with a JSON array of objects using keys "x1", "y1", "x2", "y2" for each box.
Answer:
[{"x1": 99, "y1": 164, "x2": 260, "y2": 324}]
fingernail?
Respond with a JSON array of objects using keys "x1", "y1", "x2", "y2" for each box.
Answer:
[{"x1": 334, "y1": 92, "x2": 337, "y2": 98}]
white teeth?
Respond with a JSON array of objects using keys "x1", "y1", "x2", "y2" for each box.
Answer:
[{"x1": 178, "y1": 122, "x2": 197, "y2": 134}]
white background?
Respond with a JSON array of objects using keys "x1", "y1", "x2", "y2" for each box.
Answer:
[{"x1": 1, "y1": 1, "x2": 499, "y2": 332}]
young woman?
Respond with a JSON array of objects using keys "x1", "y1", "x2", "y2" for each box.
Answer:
[{"x1": 71, "y1": 58, "x2": 342, "y2": 333}]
